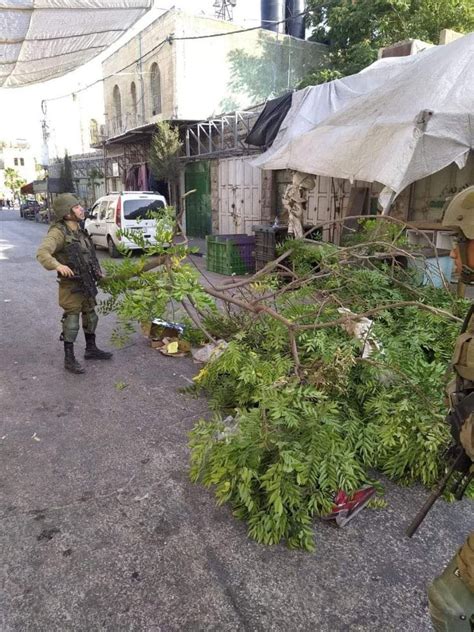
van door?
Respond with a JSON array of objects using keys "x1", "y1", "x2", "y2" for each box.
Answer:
[
  {"x1": 121, "y1": 196, "x2": 165, "y2": 244},
  {"x1": 86, "y1": 200, "x2": 103, "y2": 245},
  {"x1": 93, "y1": 200, "x2": 109, "y2": 247}
]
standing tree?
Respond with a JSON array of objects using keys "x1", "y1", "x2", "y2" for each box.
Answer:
[
  {"x1": 4, "y1": 167, "x2": 26, "y2": 202},
  {"x1": 148, "y1": 121, "x2": 182, "y2": 207},
  {"x1": 305, "y1": 0, "x2": 474, "y2": 82},
  {"x1": 60, "y1": 151, "x2": 74, "y2": 193}
]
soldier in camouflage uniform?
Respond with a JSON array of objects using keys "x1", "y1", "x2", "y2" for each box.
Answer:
[
  {"x1": 428, "y1": 186, "x2": 474, "y2": 631},
  {"x1": 36, "y1": 193, "x2": 112, "y2": 374}
]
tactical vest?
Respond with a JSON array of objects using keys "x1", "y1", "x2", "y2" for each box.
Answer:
[
  {"x1": 52, "y1": 222, "x2": 94, "y2": 269},
  {"x1": 453, "y1": 309, "x2": 474, "y2": 383},
  {"x1": 451, "y1": 307, "x2": 474, "y2": 460}
]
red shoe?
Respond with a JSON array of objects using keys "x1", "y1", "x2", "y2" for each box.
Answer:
[{"x1": 322, "y1": 486, "x2": 376, "y2": 527}]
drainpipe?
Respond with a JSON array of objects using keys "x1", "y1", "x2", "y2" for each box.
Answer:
[{"x1": 138, "y1": 32, "x2": 146, "y2": 125}]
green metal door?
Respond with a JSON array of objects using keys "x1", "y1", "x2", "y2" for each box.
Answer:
[{"x1": 185, "y1": 161, "x2": 212, "y2": 238}]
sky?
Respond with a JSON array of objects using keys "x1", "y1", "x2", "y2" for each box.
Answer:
[{"x1": 0, "y1": 0, "x2": 261, "y2": 161}]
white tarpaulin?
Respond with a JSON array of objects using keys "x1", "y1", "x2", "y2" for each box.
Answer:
[
  {"x1": 253, "y1": 33, "x2": 474, "y2": 210},
  {"x1": 0, "y1": 0, "x2": 151, "y2": 88}
]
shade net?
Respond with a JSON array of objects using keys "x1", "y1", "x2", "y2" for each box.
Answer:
[{"x1": 0, "y1": 0, "x2": 151, "y2": 87}]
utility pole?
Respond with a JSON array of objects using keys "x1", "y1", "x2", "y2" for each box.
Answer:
[{"x1": 40, "y1": 100, "x2": 50, "y2": 169}]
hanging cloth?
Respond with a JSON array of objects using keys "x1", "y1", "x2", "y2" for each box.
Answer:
[
  {"x1": 245, "y1": 92, "x2": 293, "y2": 148},
  {"x1": 137, "y1": 164, "x2": 149, "y2": 191}
]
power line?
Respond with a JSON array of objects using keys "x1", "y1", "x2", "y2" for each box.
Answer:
[{"x1": 42, "y1": 9, "x2": 310, "y2": 104}]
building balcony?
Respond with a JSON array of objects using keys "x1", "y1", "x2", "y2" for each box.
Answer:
[{"x1": 104, "y1": 112, "x2": 146, "y2": 140}]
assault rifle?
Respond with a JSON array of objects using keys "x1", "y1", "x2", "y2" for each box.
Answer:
[
  {"x1": 65, "y1": 238, "x2": 102, "y2": 299},
  {"x1": 406, "y1": 436, "x2": 472, "y2": 538}
]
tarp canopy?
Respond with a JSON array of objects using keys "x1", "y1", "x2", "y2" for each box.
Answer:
[
  {"x1": 0, "y1": 0, "x2": 152, "y2": 88},
  {"x1": 253, "y1": 33, "x2": 474, "y2": 210}
]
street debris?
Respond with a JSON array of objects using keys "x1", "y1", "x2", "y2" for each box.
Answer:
[
  {"x1": 336, "y1": 307, "x2": 381, "y2": 359},
  {"x1": 31, "y1": 432, "x2": 41, "y2": 442},
  {"x1": 215, "y1": 415, "x2": 239, "y2": 441},
  {"x1": 321, "y1": 486, "x2": 376, "y2": 527},
  {"x1": 141, "y1": 318, "x2": 185, "y2": 340},
  {"x1": 157, "y1": 337, "x2": 191, "y2": 357},
  {"x1": 133, "y1": 493, "x2": 150, "y2": 502},
  {"x1": 191, "y1": 340, "x2": 227, "y2": 364}
]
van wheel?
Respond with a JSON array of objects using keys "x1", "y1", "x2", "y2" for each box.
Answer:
[{"x1": 107, "y1": 237, "x2": 120, "y2": 258}]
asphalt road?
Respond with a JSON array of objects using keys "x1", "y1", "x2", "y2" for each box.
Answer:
[{"x1": 0, "y1": 210, "x2": 472, "y2": 632}]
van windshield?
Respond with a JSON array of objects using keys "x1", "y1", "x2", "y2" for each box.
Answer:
[{"x1": 123, "y1": 199, "x2": 165, "y2": 220}]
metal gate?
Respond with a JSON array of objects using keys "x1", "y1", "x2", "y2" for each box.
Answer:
[
  {"x1": 218, "y1": 157, "x2": 262, "y2": 234},
  {"x1": 185, "y1": 161, "x2": 212, "y2": 238}
]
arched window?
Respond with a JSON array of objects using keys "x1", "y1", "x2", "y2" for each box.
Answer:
[
  {"x1": 150, "y1": 62, "x2": 161, "y2": 116},
  {"x1": 113, "y1": 85, "x2": 122, "y2": 129},
  {"x1": 130, "y1": 82, "x2": 137, "y2": 118},
  {"x1": 89, "y1": 118, "x2": 99, "y2": 144}
]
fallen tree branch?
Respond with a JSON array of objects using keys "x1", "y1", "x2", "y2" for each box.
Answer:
[{"x1": 297, "y1": 301, "x2": 462, "y2": 331}]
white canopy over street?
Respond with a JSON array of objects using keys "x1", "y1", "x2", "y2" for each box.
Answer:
[
  {"x1": 253, "y1": 33, "x2": 474, "y2": 209},
  {"x1": 0, "y1": 0, "x2": 151, "y2": 88}
]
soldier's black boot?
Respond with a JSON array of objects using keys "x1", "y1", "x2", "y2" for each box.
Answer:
[
  {"x1": 64, "y1": 342, "x2": 85, "y2": 374},
  {"x1": 84, "y1": 333, "x2": 113, "y2": 360}
]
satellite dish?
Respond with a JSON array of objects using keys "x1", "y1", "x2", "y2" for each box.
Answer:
[{"x1": 229, "y1": 0, "x2": 237, "y2": 6}]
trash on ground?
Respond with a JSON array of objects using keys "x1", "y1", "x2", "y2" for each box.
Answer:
[
  {"x1": 337, "y1": 308, "x2": 381, "y2": 358},
  {"x1": 215, "y1": 415, "x2": 240, "y2": 441},
  {"x1": 191, "y1": 340, "x2": 228, "y2": 364},
  {"x1": 141, "y1": 318, "x2": 185, "y2": 340},
  {"x1": 158, "y1": 337, "x2": 191, "y2": 357},
  {"x1": 321, "y1": 486, "x2": 376, "y2": 527}
]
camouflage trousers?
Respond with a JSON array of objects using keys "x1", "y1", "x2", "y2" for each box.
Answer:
[
  {"x1": 59, "y1": 282, "x2": 98, "y2": 343},
  {"x1": 428, "y1": 533, "x2": 474, "y2": 631}
]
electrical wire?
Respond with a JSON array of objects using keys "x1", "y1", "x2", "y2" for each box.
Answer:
[{"x1": 42, "y1": 9, "x2": 310, "y2": 104}]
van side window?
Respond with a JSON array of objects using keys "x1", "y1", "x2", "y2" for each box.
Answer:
[
  {"x1": 89, "y1": 203, "x2": 99, "y2": 219},
  {"x1": 98, "y1": 201, "x2": 109, "y2": 220},
  {"x1": 106, "y1": 200, "x2": 116, "y2": 220}
]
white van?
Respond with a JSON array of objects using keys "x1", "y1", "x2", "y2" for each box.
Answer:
[{"x1": 85, "y1": 191, "x2": 167, "y2": 257}]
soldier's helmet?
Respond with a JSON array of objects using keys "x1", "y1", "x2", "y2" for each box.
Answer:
[
  {"x1": 442, "y1": 186, "x2": 474, "y2": 239},
  {"x1": 52, "y1": 193, "x2": 81, "y2": 222}
]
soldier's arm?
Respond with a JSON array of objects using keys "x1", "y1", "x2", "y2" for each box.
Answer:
[
  {"x1": 456, "y1": 531, "x2": 474, "y2": 592},
  {"x1": 36, "y1": 228, "x2": 65, "y2": 271}
]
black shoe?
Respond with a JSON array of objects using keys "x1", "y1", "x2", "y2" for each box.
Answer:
[
  {"x1": 64, "y1": 342, "x2": 85, "y2": 374},
  {"x1": 84, "y1": 333, "x2": 113, "y2": 360}
]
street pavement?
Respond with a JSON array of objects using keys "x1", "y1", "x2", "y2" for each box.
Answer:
[{"x1": 0, "y1": 209, "x2": 472, "y2": 632}]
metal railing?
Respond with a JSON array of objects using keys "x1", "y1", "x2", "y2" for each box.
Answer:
[
  {"x1": 185, "y1": 111, "x2": 260, "y2": 158},
  {"x1": 104, "y1": 112, "x2": 145, "y2": 139}
]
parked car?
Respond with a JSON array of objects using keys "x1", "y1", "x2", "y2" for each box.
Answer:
[
  {"x1": 20, "y1": 200, "x2": 40, "y2": 220},
  {"x1": 84, "y1": 191, "x2": 167, "y2": 257}
]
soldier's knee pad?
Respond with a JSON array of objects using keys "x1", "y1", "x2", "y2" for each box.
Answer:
[
  {"x1": 62, "y1": 313, "x2": 80, "y2": 343},
  {"x1": 428, "y1": 556, "x2": 474, "y2": 632},
  {"x1": 82, "y1": 309, "x2": 98, "y2": 334}
]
